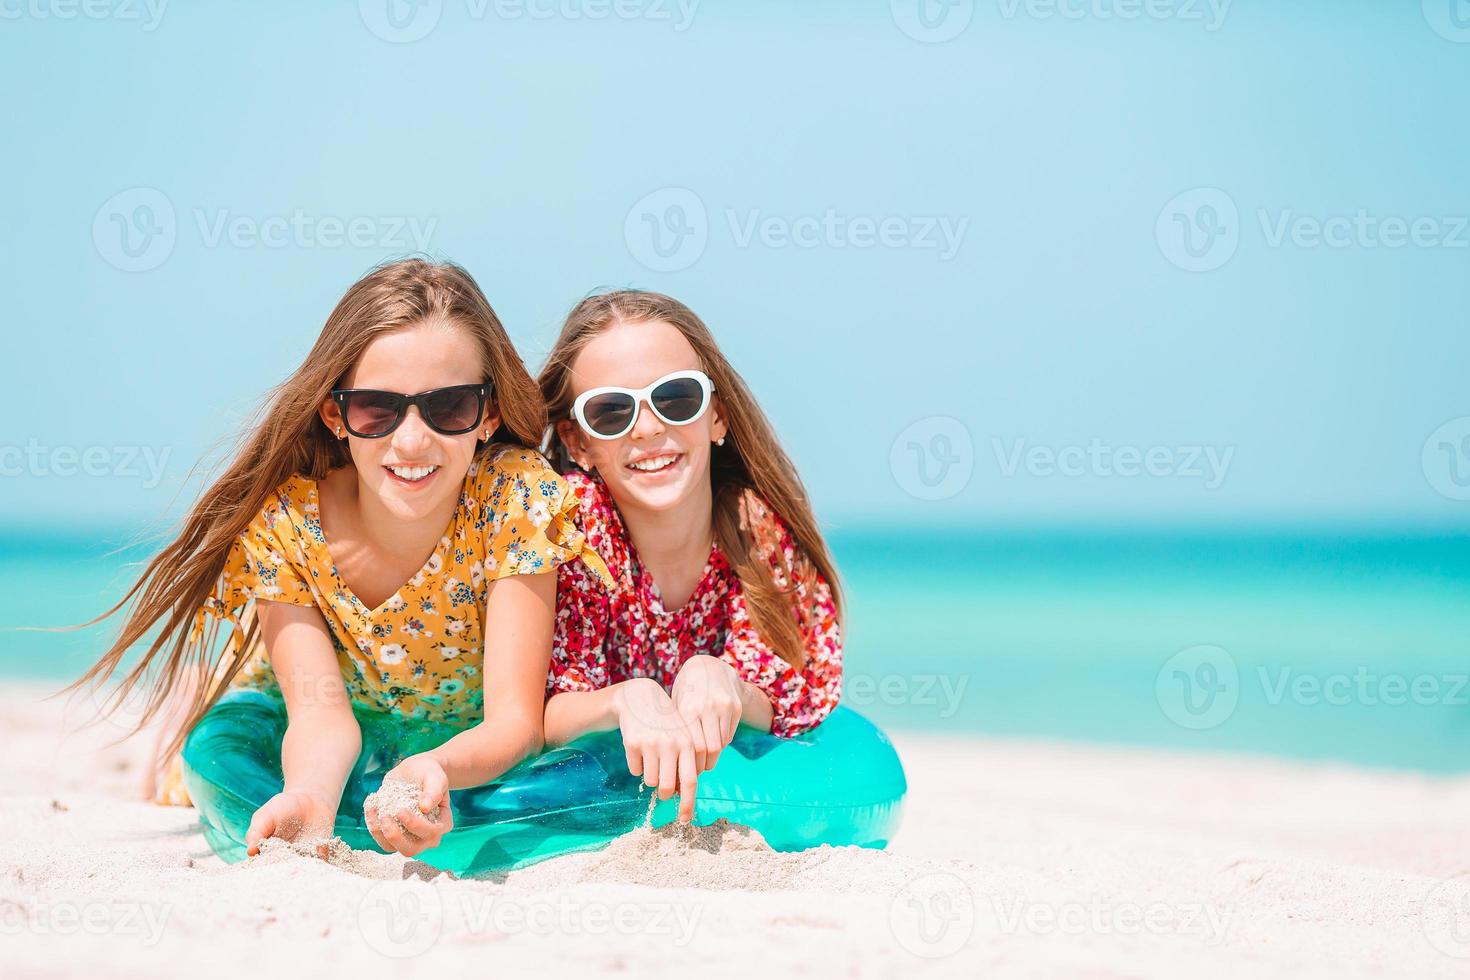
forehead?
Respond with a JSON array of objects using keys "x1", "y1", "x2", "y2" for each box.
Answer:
[
  {"x1": 569, "y1": 319, "x2": 701, "y2": 393},
  {"x1": 347, "y1": 320, "x2": 483, "y2": 391}
]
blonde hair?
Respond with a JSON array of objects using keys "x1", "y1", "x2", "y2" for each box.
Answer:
[
  {"x1": 69, "y1": 258, "x2": 546, "y2": 748},
  {"x1": 539, "y1": 289, "x2": 842, "y2": 668}
]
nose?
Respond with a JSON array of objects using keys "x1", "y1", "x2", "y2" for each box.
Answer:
[
  {"x1": 628, "y1": 398, "x2": 665, "y2": 441},
  {"x1": 389, "y1": 406, "x2": 435, "y2": 457}
]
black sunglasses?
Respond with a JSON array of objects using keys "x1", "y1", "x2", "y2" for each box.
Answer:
[{"x1": 331, "y1": 383, "x2": 490, "y2": 439}]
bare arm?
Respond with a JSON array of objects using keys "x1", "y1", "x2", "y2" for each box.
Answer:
[
  {"x1": 244, "y1": 599, "x2": 361, "y2": 853},
  {"x1": 423, "y1": 569, "x2": 557, "y2": 787}
]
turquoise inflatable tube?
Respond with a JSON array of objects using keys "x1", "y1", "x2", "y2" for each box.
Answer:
[{"x1": 182, "y1": 689, "x2": 906, "y2": 876}]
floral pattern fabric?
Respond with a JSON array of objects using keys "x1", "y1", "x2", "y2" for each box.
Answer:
[
  {"x1": 198, "y1": 445, "x2": 612, "y2": 726},
  {"x1": 548, "y1": 469, "x2": 843, "y2": 737}
]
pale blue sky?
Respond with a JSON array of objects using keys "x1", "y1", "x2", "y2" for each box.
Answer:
[{"x1": 4, "y1": 2, "x2": 1469, "y2": 529}]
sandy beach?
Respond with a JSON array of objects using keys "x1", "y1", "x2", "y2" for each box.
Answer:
[{"x1": 3, "y1": 681, "x2": 1468, "y2": 979}]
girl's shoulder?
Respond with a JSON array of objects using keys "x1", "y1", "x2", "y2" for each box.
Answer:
[
  {"x1": 466, "y1": 443, "x2": 567, "y2": 506},
  {"x1": 243, "y1": 471, "x2": 322, "y2": 550},
  {"x1": 466, "y1": 446, "x2": 616, "y2": 585}
]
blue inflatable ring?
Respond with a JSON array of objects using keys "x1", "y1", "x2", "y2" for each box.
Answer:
[{"x1": 182, "y1": 689, "x2": 907, "y2": 875}]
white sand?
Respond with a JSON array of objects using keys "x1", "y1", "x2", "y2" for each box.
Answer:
[{"x1": 4, "y1": 681, "x2": 1470, "y2": 979}]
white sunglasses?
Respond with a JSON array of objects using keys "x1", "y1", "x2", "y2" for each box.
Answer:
[{"x1": 570, "y1": 369, "x2": 715, "y2": 441}]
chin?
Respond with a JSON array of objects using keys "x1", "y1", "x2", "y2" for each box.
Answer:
[{"x1": 606, "y1": 468, "x2": 699, "y2": 514}]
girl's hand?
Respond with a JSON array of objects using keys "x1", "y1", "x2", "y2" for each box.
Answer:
[
  {"x1": 245, "y1": 790, "x2": 339, "y2": 856},
  {"x1": 365, "y1": 755, "x2": 454, "y2": 858},
  {"x1": 613, "y1": 677, "x2": 702, "y2": 823},
  {"x1": 670, "y1": 656, "x2": 743, "y2": 774}
]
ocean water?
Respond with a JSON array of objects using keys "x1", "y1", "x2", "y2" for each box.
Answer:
[{"x1": 3, "y1": 524, "x2": 1468, "y2": 773}]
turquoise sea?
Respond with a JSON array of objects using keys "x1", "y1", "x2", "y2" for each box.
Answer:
[{"x1": 4, "y1": 523, "x2": 1467, "y2": 774}]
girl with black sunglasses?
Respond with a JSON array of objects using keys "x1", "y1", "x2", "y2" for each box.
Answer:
[{"x1": 71, "y1": 259, "x2": 610, "y2": 859}]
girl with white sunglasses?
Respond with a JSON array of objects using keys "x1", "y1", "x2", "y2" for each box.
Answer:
[{"x1": 537, "y1": 290, "x2": 844, "y2": 823}]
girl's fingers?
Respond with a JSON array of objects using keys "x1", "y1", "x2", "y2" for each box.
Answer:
[
  {"x1": 677, "y1": 748, "x2": 698, "y2": 824},
  {"x1": 657, "y1": 742, "x2": 679, "y2": 801},
  {"x1": 641, "y1": 746, "x2": 660, "y2": 791},
  {"x1": 377, "y1": 811, "x2": 416, "y2": 855},
  {"x1": 245, "y1": 807, "x2": 277, "y2": 855},
  {"x1": 699, "y1": 715, "x2": 723, "y2": 772},
  {"x1": 683, "y1": 713, "x2": 707, "y2": 773},
  {"x1": 421, "y1": 769, "x2": 449, "y2": 812},
  {"x1": 395, "y1": 805, "x2": 437, "y2": 840},
  {"x1": 364, "y1": 804, "x2": 391, "y2": 852}
]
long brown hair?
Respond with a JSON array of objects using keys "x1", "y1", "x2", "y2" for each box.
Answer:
[
  {"x1": 539, "y1": 290, "x2": 842, "y2": 668},
  {"x1": 68, "y1": 258, "x2": 546, "y2": 748}
]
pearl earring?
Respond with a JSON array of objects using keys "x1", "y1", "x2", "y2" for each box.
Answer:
[
  {"x1": 716, "y1": 436, "x2": 726, "y2": 446},
  {"x1": 336, "y1": 426, "x2": 344, "y2": 438}
]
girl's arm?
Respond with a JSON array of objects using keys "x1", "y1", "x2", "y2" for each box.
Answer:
[
  {"x1": 244, "y1": 599, "x2": 361, "y2": 854},
  {"x1": 426, "y1": 569, "x2": 556, "y2": 784},
  {"x1": 367, "y1": 570, "x2": 557, "y2": 858}
]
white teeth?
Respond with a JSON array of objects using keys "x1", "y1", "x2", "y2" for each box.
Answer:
[
  {"x1": 388, "y1": 465, "x2": 438, "y2": 481},
  {"x1": 628, "y1": 455, "x2": 678, "y2": 473}
]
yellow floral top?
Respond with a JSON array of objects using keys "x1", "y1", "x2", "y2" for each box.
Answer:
[{"x1": 194, "y1": 444, "x2": 612, "y2": 726}]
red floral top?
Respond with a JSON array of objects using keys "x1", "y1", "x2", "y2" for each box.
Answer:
[{"x1": 548, "y1": 469, "x2": 843, "y2": 737}]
